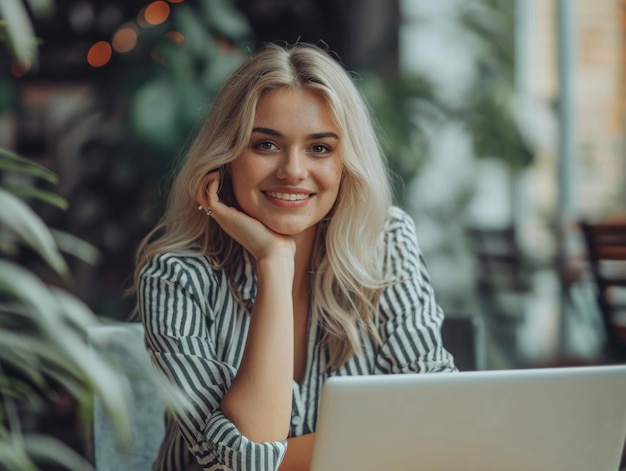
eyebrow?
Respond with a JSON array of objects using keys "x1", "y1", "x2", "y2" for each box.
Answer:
[{"x1": 252, "y1": 127, "x2": 339, "y2": 140}]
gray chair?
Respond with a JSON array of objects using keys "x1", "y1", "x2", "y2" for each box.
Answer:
[{"x1": 87, "y1": 323, "x2": 165, "y2": 471}]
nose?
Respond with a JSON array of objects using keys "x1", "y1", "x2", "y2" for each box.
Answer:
[{"x1": 276, "y1": 147, "x2": 307, "y2": 182}]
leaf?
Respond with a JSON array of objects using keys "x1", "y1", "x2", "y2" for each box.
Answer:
[
  {"x1": 50, "y1": 230, "x2": 101, "y2": 266},
  {"x1": 0, "y1": 261, "x2": 84, "y2": 344},
  {"x1": 1, "y1": 184, "x2": 68, "y2": 210},
  {"x1": 48, "y1": 287, "x2": 99, "y2": 328},
  {"x1": 0, "y1": 148, "x2": 59, "y2": 183},
  {"x1": 0, "y1": 0, "x2": 38, "y2": 66},
  {"x1": 175, "y1": 5, "x2": 213, "y2": 59},
  {"x1": 5, "y1": 294, "x2": 131, "y2": 443},
  {"x1": 201, "y1": 0, "x2": 251, "y2": 39},
  {"x1": 0, "y1": 332, "x2": 86, "y2": 396},
  {"x1": 23, "y1": 0, "x2": 54, "y2": 17},
  {"x1": 0, "y1": 376, "x2": 45, "y2": 411},
  {"x1": 69, "y1": 351, "x2": 133, "y2": 444},
  {"x1": 24, "y1": 434, "x2": 94, "y2": 471},
  {"x1": 201, "y1": 49, "x2": 242, "y2": 93},
  {"x1": 0, "y1": 330, "x2": 46, "y2": 389},
  {"x1": 130, "y1": 78, "x2": 181, "y2": 151},
  {"x1": 0, "y1": 265, "x2": 133, "y2": 442},
  {"x1": 0, "y1": 189, "x2": 69, "y2": 280},
  {"x1": 0, "y1": 439, "x2": 38, "y2": 471}
]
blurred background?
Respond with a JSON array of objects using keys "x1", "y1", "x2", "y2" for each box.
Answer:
[
  {"x1": 2, "y1": 0, "x2": 626, "y2": 456},
  {"x1": 2, "y1": 0, "x2": 626, "y2": 467}
]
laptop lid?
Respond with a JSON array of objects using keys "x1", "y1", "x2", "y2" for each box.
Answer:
[{"x1": 310, "y1": 365, "x2": 626, "y2": 471}]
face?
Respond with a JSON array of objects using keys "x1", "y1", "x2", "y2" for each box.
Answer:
[{"x1": 229, "y1": 88, "x2": 343, "y2": 240}]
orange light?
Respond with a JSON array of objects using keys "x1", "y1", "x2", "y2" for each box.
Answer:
[
  {"x1": 168, "y1": 0, "x2": 184, "y2": 3},
  {"x1": 87, "y1": 41, "x2": 112, "y2": 67},
  {"x1": 144, "y1": 1, "x2": 170, "y2": 25},
  {"x1": 165, "y1": 31, "x2": 185, "y2": 43},
  {"x1": 112, "y1": 25, "x2": 138, "y2": 53}
]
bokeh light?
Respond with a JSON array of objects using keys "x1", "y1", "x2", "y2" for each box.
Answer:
[
  {"x1": 165, "y1": 31, "x2": 185, "y2": 43},
  {"x1": 112, "y1": 25, "x2": 138, "y2": 53},
  {"x1": 144, "y1": 1, "x2": 170, "y2": 26},
  {"x1": 87, "y1": 41, "x2": 113, "y2": 67},
  {"x1": 168, "y1": 0, "x2": 184, "y2": 3}
]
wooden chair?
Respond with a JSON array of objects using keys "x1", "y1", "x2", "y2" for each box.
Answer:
[{"x1": 580, "y1": 221, "x2": 626, "y2": 362}]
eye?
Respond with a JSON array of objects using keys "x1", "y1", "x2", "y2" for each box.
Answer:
[
  {"x1": 253, "y1": 140, "x2": 279, "y2": 152},
  {"x1": 310, "y1": 143, "x2": 332, "y2": 155}
]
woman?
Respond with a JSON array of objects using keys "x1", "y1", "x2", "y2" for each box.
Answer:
[{"x1": 134, "y1": 42, "x2": 456, "y2": 471}]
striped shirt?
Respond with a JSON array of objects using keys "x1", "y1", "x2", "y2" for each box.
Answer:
[{"x1": 138, "y1": 206, "x2": 457, "y2": 471}]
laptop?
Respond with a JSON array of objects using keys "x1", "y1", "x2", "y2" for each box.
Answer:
[{"x1": 310, "y1": 365, "x2": 626, "y2": 471}]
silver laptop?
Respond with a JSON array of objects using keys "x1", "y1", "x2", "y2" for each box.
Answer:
[{"x1": 310, "y1": 365, "x2": 626, "y2": 471}]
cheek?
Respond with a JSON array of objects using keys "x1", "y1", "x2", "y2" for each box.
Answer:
[
  {"x1": 230, "y1": 155, "x2": 257, "y2": 183},
  {"x1": 228, "y1": 163, "x2": 253, "y2": 209},
  {"x1": 231, "y1": 178, "x2": 255, "y2": 212},
  {"x1": 325, "y1": 163, "x2": 344, "y2": 195},
  {"x1": 328, "y1": 165, "x2": 345, "y2": 204}
]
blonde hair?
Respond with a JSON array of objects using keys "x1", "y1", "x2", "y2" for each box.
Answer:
[{"x1": 133, "y1": 43, "x2": 393, "y2": 369}]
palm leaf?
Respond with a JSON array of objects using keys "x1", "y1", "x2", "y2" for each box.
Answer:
[
  {"x1": 1, "y1": 184, "x2": 68, "y2": 210},
  {"x1": 0, "y1": 438, "x2": 38, "y2": 471},
  {"x1": 0, "y1": 262, "x2": 133, "y2": 438},
  {"x1": 23, "y1": 435, "x2": 94, "y2": 471},
  {"x1": 50, "y1": 230, "x2": 100, "y2": 265},
  {"x1": 0, "y1": 0, "x2": 38, "y2": 66},
  {"x1": 0, "y1": 376, "x2": 45, "y2": 411},
  {"x1": 0, "y1": 149, "x2": 58, "y2": 183},
  {"x1": 22, "y1": 0, "x2": 53, "y2": 16},
  {"x1": 0, "y1": 189, "x2": 69, "y2": 280}
]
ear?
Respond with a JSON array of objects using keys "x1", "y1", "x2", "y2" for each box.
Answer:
[{"x1": 195, "y1": 172, "x2": 214, "y2": 209}]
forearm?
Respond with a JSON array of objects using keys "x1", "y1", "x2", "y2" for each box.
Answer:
[
  {"x1": 222, "y1": 257, "x2": 295, "y2": 442},
  {"x1": 280, "y1": 434, "x2": 315, "y2": 471}
]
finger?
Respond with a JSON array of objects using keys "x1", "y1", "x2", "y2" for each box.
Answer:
[
  {"x1": 206, "y1": 170, "x2": 221, "y2": 196},
  {"x1": 196, "y1": 170, "x2": 221, "y2": 211},
  {"x1": 205, "y1": 172, "x2": 221, "y2": 205}
]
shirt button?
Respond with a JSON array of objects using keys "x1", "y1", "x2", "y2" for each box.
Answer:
[{"x1": 292, "y1": 415, "x2": 302, "y2": 425}]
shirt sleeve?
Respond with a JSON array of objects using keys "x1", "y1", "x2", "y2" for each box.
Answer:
[
  {"x1": 138, "y1": 254, "x2": 287, "y2": 471},
  {"x1": 374, "y1": 208, "x2": 458, "y2": 375}
]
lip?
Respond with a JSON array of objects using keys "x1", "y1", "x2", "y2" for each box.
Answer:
[{"x1": 262, "y1": 188, "x2": 315, "y2": 208}]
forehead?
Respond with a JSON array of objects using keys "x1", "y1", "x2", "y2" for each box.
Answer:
[{"x1": 253, "y1": 88, "x2": 339, "y2": 133}]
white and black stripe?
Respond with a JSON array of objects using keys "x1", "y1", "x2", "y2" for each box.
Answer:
[{"x1": 138, "y1": 206, "x2": 457, "y2": 471}]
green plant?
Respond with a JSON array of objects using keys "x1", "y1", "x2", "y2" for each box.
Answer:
[
  {"x1": 0, "y1": 2, "x2": 132, "y2": 469},
  {"x1": 358, "y1": 0, "x2": 534, "y2": 205},
  {"x1": 45, "y1": 0, "x2": 253, "y2": 319}
]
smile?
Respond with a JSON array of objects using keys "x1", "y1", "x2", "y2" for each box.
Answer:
[{"x1": 264, "y1": 192, "x2": 312, "y2": 201}]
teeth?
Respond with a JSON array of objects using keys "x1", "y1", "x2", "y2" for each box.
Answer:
[{"x1": 266, "y1": 192, "x2": 310, "y2": 201}]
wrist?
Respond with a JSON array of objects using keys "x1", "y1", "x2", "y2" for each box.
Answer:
[{"x1": 256, "y1": 252, "x2": 295, "y2": 279}]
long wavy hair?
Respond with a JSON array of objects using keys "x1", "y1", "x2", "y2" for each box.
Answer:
[{"x1": 133, "y1": 43, "x2": 393, "y2": 369}]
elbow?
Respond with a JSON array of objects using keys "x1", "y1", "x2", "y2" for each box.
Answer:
[{"x1": 221, "y1": 394, "x2": 290, "y2": 443}]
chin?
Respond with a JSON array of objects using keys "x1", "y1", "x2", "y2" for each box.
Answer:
[
  {"x1": 265, "y1": 219, "x2": 317, "y2": 237},
  {"x1": 268, "y1": 224, "x2": 307, "y2": 236}
]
